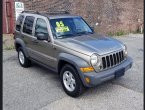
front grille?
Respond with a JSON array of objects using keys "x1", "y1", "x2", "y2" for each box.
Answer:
[{"x1": 101, "y1": 50, "x2": 124, "y2": 70}]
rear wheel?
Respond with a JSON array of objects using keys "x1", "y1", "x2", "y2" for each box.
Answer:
[
  {"x1": 18, "y1": 47, "x2": 31, "y2": 67},
  {"x1": 60, "y1": 64, "x2": 84, "y2": 97}
]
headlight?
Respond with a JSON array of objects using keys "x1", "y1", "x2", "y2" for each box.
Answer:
[
  {"x1": 90, "y1": 54, "x2": 101, "y2": 66},
  {"x1": 123, "y1": 45, "x2": 127, "y2": 57},
  {"x1": 90, "y1": 54, "x2": 98, "y2": 66},
  {"x1": 90, "y1": 54, "x2": 102, "y2": 71}
]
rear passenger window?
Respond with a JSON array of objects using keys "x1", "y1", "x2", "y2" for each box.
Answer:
[
  {"x1": 35, "y1": 18, "x2": 48, "y2": 37},
  {"x1": 16, "y1": 15, "x2": 24, "y2": 31},
  {"x1": 23, "y1": 16, "x2": 35, "y2": 35}
]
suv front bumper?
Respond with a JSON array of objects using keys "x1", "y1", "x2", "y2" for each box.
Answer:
[{"x1": 81, "y1": 56, "x2": 133, "y2": 87}]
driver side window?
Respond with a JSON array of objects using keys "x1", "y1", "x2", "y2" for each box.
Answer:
[{"x1": 35, "y1": 18, "x2": 49, "y2": 38}]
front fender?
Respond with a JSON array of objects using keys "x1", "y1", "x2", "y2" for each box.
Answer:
[{"x1": 58, "y1": 53, "x2": 90, "y2": 86}]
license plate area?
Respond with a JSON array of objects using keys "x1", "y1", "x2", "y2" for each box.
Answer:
[{"x1": 115, "y1": 68, "x2": 125, "y2": 79}]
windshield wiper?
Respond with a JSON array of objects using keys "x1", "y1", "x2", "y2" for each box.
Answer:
[
  {"x1": 57, "y1": 34, "x2": 75, "y2": 38},
  {"x1": 75, "y1": 31, "x2": 93, "y2": 35}
]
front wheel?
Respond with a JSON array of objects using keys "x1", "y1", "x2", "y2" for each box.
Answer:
[{"x1": 60, "y1": 64, "x2": 84, "y2": 97}]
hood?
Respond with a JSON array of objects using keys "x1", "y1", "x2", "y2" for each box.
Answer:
[{"x1": 55, "y1": 33, "x2": 124, "y2": 56}]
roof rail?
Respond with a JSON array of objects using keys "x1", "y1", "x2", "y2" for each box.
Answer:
[
  {"x1": 46, "y1": 11, "x2": 70, "y2": 14},
  {"x1": 22, "y1": 10, "x2": 40, "y2": 14},
  {"x1": 21, "y1": 10, "x2": 70, "y2": 15}
]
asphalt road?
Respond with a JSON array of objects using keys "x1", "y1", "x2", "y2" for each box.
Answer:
[{"x1": 3, "y1": 34, "x2": 143, "y2": 110}]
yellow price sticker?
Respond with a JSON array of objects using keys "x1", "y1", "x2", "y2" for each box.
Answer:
[
  {"x1": 56, "y1": 22, "x2": 61, "y2": 27},
  {"x1": 55, "y1": 26, "x2": 70, "y2": 33},
  {"x1": 59, "y1": 21, "x2": 64, "y2": 27},
  {"x1": 55, "y1": 21, "x2": 70, "y2": 32},
  {"x1": 56, "y1": 21, "x2": 65, "y2": 27}
]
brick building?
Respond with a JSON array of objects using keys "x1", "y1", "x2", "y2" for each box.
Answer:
[
  {"x1": 3, "y1": 0, "x2": 15, "y2": 33},
  {"x1": 3, "y1": 0, "x2": 144, "y2": 34}
]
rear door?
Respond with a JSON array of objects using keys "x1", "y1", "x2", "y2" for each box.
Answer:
[{"x1": 21, "y1": 15, "x2": 35, "y2": 56}]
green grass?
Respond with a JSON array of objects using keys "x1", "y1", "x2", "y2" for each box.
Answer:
[
  {"x1": 108, "y1": 28, "x2": 144, "y2": 37},
  {"x1": 115, "y1": 31, "x2": 126, "y2": 36},
  {"x1": 3, "y1": 34, "x2": 15, "y2": 50},
  {"x1": 108, "y1": 32, "x2": 114, "y2": 36},
  {"x1": 108, "y1": 30, "x2": 127, "y2": 37},
  {"x1": 3, "y1": 45, "x2": 15, "y2": 50}
]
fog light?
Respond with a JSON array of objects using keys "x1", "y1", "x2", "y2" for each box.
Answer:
[{"x1": 85, "y1": 77, "x2": 90, "y2": 83}]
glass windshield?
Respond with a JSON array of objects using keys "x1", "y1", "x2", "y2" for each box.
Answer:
[{"x1": 50, "y1": 17, "x2": 93, "y2": 39}]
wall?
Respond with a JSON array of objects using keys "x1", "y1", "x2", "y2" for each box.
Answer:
[
  {"x1": 3, "y1": 0, "x2": 7, "y2": 33},
  {"x1": 12, "y1": 0, "x2": 144, "y2": 34},
  {"x1": 3, "y1": 0, "x2": 15, "y2": 34}
]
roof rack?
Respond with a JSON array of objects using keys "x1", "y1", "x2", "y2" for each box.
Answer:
[
  {"x1": 22, "y1": 10, "x2": 39, "y2": 14},
  {"x1": 21, "y1": 10, "x2": 70, "y2": 15},
  {"x1": 46, "y1": 11, "x2": 70, "y2": 14}
]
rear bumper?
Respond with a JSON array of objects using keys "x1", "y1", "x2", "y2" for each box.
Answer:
[{"x1": 82, "y1": 56, "x2": 133, "y2": 87}]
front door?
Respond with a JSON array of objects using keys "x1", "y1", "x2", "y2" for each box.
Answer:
[{"x1": 29, "y1": 18, "x2": 55, "y2": 68}]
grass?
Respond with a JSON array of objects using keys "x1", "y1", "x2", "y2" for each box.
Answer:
[
  {"x1": 108, "y1": 32, "x2": 114, "y2": 36},
  {"x1": 108, "y1": 28, "x2": 144, "y2": 37},
  {"x1": 108, "y1": 30, "x2": 129, "y2": 37},
  {"x1": 3, "y1": 34, "x2": 15, "y2": 50},
  {"x1": 115, "y1": 31, "x2": 126, "y2": 36},
  {"x1": 3, "y1": 45, "x2": 15, "y2": 50}
]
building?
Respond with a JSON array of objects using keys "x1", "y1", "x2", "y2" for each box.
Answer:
[
  {"x1": 3, "y1": 0, "x2": 15, "y2": 34},
  {"x1": 3, "y1": 0, "x2": 144, "y2": 34}
]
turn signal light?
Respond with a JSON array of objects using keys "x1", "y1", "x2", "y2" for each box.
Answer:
[{"x1": 80, "y1": 66, "x2": 94, "y2": 73}]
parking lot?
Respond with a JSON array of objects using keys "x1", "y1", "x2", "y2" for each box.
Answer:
[{"x1": 3, "y1": 34, "x2": 143, "y2": 110}]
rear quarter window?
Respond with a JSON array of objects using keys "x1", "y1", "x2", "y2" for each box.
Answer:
[
  {"x1": 23, "y1": 16, "x2": 35, "y2": 35},
  {"x1": 16, "y1": 15, "x2": 24, "y2": 31}
]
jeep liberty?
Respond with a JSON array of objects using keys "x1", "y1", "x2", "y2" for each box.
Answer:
[{"x1": 14, "y1": 11, "x2": 133, "y2": 97}]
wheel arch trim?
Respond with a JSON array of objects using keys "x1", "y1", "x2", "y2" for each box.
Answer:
[
  {"x1": 14, "y1": 38, "x2": 29, "y2": 58},
  {"x1": 57, "y1": 53, "x2": 90, "y2": 86}
]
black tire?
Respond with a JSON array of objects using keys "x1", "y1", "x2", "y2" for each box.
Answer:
[
  {"x1": 18, "y1": 47, "x2": 31, "y2": 67},
  {"x1": 60, "y1": 64, "x2": 84, "y2": 97}
]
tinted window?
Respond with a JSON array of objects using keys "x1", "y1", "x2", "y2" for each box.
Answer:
[
  {"x1": 35, "y1": 18, "x2": 48, "y2": 38},
  {"x1": 16, "y1": 15, "x2": 24, "y2": 31},
  {"x1": 23, "y1": 16, "x2": 35, "y2": 35}
]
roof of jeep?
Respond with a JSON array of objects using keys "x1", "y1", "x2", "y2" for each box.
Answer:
[{"x1": 21, "y1": 10, "x2": 81, "y2": 19}]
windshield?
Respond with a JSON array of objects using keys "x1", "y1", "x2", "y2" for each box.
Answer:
[{"x1": 49, "y1": 17, "x2": 93, "y2": 39}]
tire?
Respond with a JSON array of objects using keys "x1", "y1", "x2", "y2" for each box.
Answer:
[
  {"x1": 18, "y1": 47, "x2": 31, "y2": 67},
  {"x1": 60, "y1": 64, "x2": 84, "y2": 97}
]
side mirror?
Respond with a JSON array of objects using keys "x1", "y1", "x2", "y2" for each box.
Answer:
[{"x1": 36, "y1": 33, "x2": 48, "y2": 41}]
